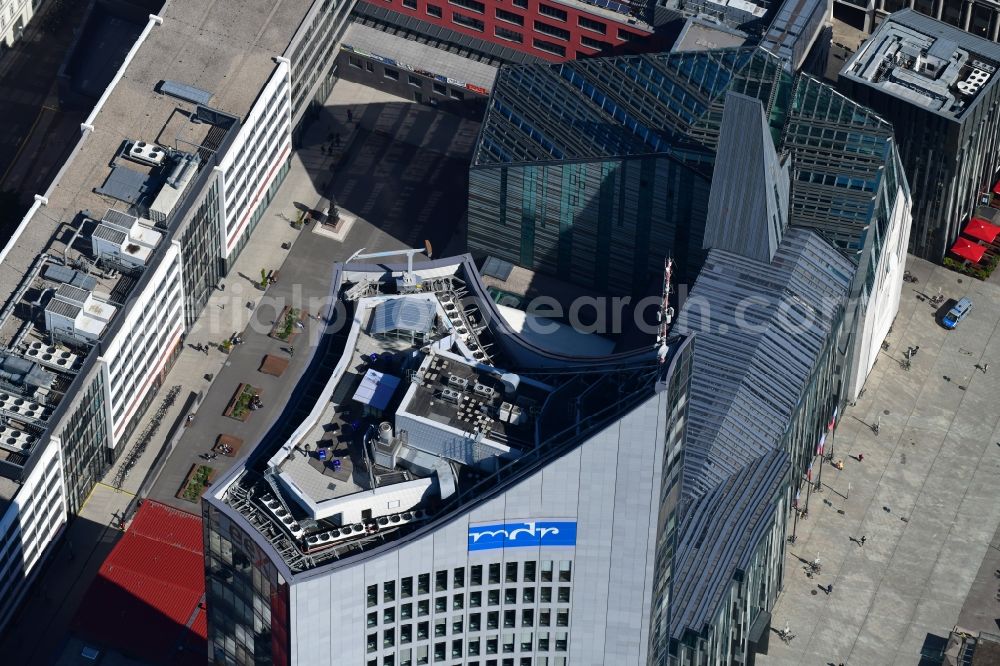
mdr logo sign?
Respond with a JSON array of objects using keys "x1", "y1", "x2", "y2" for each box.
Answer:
[{"x1": 468, "y1": 520, "x2": 577, "y2": 551}]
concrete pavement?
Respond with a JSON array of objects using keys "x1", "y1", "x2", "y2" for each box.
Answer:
[{"x1": 760, "y1": 257, "x2": 1000, "y2": 665}]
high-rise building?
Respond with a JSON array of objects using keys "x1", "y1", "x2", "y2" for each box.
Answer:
[
  {"x1": 467, "y1": 47, "x2": 911, "y2": 400},
  {"x1": 838, "y1": 9, "x2": 1000, "y2": 260},
  {"x1": 203, "y1": 255, "x2": 694, "y2": 665},
  {"x1": 0, "y1": 0, "x2": 357, "y2": 634}
]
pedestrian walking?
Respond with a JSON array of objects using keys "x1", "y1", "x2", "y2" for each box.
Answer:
[
  {"x1": 858, "y1": 453, "x2": 864, "y2": 462},
  {"x1": 984, "y1": 362, "x2": 990, "y2": 373},
  {"x1": 860, "y1": 535, "x2": 866, "y2": 546},
  {"x1": 826, "y1": 584, "x2": 833, "y2": 595}
]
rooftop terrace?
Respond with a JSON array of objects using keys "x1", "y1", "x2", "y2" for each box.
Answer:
[{"x1": 213, "y1": 256, "x2": 679, "y2": 574}]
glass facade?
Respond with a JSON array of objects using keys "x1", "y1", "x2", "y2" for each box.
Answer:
[
  {"x1": 289, "y1": 0, "x2": 354, "y2": 135},
  {"x1": 54, "y1": 370, "x2": 108, "y2": 514},
  {"x1": 179, "y1": 178, "x2": 223, "y2": 327},
  {"x1": 205, "y1": 502, "x2": 290, "y2": 666}
]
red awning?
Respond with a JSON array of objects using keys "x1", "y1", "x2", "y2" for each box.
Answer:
[
  {"x1": 993, "y1": 179, "x2": 1000, "y2": 194},
  {"x1": 964, "y1": 217, "x2": 1000, "y2": 244},
  {"x1": 950, "y1": 236, "x2": 988, "y2": 263}
]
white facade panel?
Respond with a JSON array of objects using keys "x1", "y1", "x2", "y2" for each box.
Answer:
[
  {"x1": 0, "y1": 440, "x2": 67, "y2": 629},
  {"x1": 848, "y1": 184, "x2": 913, "y2": 400},
  {"x1": 219, "y1": 61, "x2": 293, "y2": 258},
  {"x1": 100, "y1": 242, "x2": 185, "y2": 446}
]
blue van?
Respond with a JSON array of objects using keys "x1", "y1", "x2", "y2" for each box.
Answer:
[{"x1": 942, "y1": 297, "x2": 972, "y2": 330}]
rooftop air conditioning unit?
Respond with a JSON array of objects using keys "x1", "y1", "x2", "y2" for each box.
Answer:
[
  {"x1": 448, "y1": 374, "x2": 469, "y2": 390},
  {"x1": 441, "y1": 387, "x2": 462, "y2": 404},
  {"x1": 473, "y1": 383, "x2": 494, "y2": 398},
  {"x1": 128, "y1": 141, "x2": 166, "y2": 167}
]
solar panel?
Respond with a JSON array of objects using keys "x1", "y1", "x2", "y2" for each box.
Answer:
[{"x1": 159, "y1": 80, "x2": 213, "y2": 106}]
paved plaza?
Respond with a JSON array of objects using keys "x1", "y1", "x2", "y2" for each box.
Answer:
[{"x1": 760, "y1": 257, "x2": 1000, "y2": 665}]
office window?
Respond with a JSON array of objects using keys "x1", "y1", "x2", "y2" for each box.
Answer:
[
  {"x1": 349, "y1": 55, "x2": 363, "y2": 68},
  {"x1": 454, "y1": 568, "x2": 465, "y2": 589},
  {"x1": 401, "y1": 603, "x2": 413, "y2": 620},
  {"x1": 453, "y1": 594, "x2": 464, "y2": 610},
  {"x1": 366, "y1": 61, "x2": 374, "y2": 72},
  {"x1": 435, "y1": 642, "x2": 446, "y2": 662},
  {"x1": 578, "y1": 15, "x2": 605, "y2": 33},
  {"x1": 512, "y1": 0, "x2": 527, "y2": 6},
  {"x1": 417, "y1": 645, "x2": 429, "y2": 665},
  {"x1": 435, "y1": 619, "x2": 447, "y2": 637},
  {"x1": 470, "y1": 612, "x2": 482, "y2": 631},
  {"x1": 384, "y1": 629, "x2": 395, "y2": 648},
  {"x1": 433, "y1": 81, "x2": 447, "y2": 95},
  {"x1": 556, "y1": 609, "x2": 569, "y2": 627},
  {"x1": 618, "y1": 28, "x2": 637, "y2": 41},
  {"x1": 496, "y1": 7, "x2": 524, "y2": 24},
  {"x1": 541, "y1": 561, "x2": 553, "y2": 582},
  {"x1": 427, "y1": 3, "x2": 442, "y2": 16},
  {"x1": 385, "y1": 581, "x2": 396, "y2": 602},
  {"x1": 506, "y1": 562, "x2": 518, "y2": 582},
  {"x1": 557, "y1": 587, "x2": 570, "y2": 603},
  {"x1": 558, "y1": 561, "x2": 572, "y2": 582},
  {"x1": 419, "y1": 573, "x2": 430, "y2": 594},
  {"x1": 489, "y1": 563, "x2": 501, "y2": 584},
  {"x1": 488, "y1": 610, "x2": 500, "y2": 630},
  {"x1": 534, "y1": 38, "x2": 565, "y2": 56},
  {"x1": 368, "y1": 611, "x2": 378, "y2": 628},
  {"x1": 541, "y1": 587, "x2": 552, "y2": 603},
  {"x1": 580, "y1": 35, "x2": 604, "y2": 50},
  {"x1": 538, "y1": 631, "x2": 550, "y2": 650},
  {"x1": 469, "y1": 638, "x2": 481, "y2": 656},
  {"x1": 539, "y1": 609, "x2": 550, "y2": 627},
  {"x1": 402, "y1": 577, "x2": 413, "y2": 598},
  {"x1": 436, "y1": 570, "x2": 448, "y2": 592},
  {"x1": 384, "y1": 607, "x2": 396, "y2": 624},
  {"x1": 505, "y1": 588, "x2": 517, "y2": 604},
  {"x1": 471, "y1": 565, "x2": 483, "y2": 585},
  {"x1": 489, "y1": 589, "x2": 501, "y2": 606},
  {"x1": 453, "y1": 617, "x2": 464, "y2": 634},
  {"x1": 403, "y1": 0, "x2": 417, "y2": 7},
  {"x1": 419, "y1": 599, "x2": 430, "y2": 616},
  {"x1": 384, "y1": 68, "x2": 399, "y2": 80},
  {"x1": 538, "y1": 3, "x2": 567, "y2": 20},
  {"x1": 450, "y1": 0, "x2": 485, "y2": 12},
  {"x1": 535, "y1": 20, "x2": 569, "y2": 40},
  {"x1": 368, "y1": 584, "x2": 379, "y2": 607},
  {"x1": 418, "y1": 621, "x2": 430, "y2": 640},
  {"x1": 502, "y1": 633, "x2": 515, "y2": 653},
  {"x1": 452, "y1": 11, "x2": 485, "y2": 30},
  {"x1": 435, "y1": 596, "x2": 448, "y2": 613},
  {"x1": 522, "y1": 587, "x2": 535, "y2": 604},
  {"x1": 523, "y1": 561, "x2": 536, "y2": 582},
  {"x1": 521, "y1": 609, "x2": 534, "y2": 627},
  {"x1": 504, "y1": 609, "x2": 516, "y2": 628},
  {"x1": 409, "y1": 74, "x2": 422, "y2": 87}
]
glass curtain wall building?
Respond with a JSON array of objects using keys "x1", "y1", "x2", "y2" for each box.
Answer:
[
  {"x1": 469, "y1": 45, "x2": 912, "y2": 400},
  {"x1": 469, "y1": 47, "x2": 792, "y2": 293}
]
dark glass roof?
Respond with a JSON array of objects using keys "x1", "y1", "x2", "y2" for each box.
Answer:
[{"x1": 473, "y1": 47, "x2": 789, "y2": 167}]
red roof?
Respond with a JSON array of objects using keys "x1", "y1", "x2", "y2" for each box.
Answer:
[
  {"x1": 950, "y1": 236, "x2": 988, "y2": 264},
  {"x1": 964, "y1": 217, "x2": 1000, "y2": 244},
  {"x1": 73, "y1": 501, "x2": 207, "y2": 665}
]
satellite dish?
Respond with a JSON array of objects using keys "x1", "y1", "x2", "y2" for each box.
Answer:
[{"x1": 424, "y1": 239, "x2": 433, "y2": 259}]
